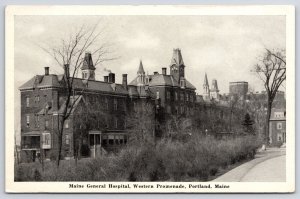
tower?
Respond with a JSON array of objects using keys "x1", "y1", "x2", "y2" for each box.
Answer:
[
  {"x1": 137, "y1": 60, "x2": 145, "y2": 86},
  {"x1": 81, "y1": 52, "x2": 96, "y2": 80},
  {"x1": 210, "y1": 79, "x2": 219, "y2": 100},
  {"x1": 170, "y1": 48, "x2": 185, "y2": 82},
  {"x1": 203, "y1": 73, "x2": 210, "y2": 101}
]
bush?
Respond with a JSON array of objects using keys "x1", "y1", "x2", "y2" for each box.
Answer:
[{"x1": 15, "y1": 134, "x2": 261, "y2": 182}]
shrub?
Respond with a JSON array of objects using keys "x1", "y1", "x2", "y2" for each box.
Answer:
[{"x1": 15, "y1": 133, "x2": 261, "y2": 182}]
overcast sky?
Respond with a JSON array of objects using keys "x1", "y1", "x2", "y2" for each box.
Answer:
[{"x1": 15, "y1": 15, "x2": 286, "y2": 92}]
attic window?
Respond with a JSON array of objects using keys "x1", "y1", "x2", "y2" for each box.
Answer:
[{"x1": 180, "y1": 79, "x2": 185, "y2": 88}]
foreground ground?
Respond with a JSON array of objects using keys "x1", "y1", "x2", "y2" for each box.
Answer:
[{"x1": 212, "y1": 147, "x2": 286, "y2": 182}]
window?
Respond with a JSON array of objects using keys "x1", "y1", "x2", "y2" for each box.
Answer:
[
  {"x1": 26, "y1": 115, "x2": 30, "y2": 127},
  {"x1": 114, "y1": 98, "x2": 118, "y2": 110},
  {"x1": 45, "y1": 120, "x2": 49, "y2": 128},
  {"x1": 167, "y1": 91, "x2": 171, "y2": 100},
  {"x1": 34, "y1": 96, "x2": 40, "y2": 103},
  {"x1": 114, "y1": 117, "x2": 118, "y2": 129},
  {"x1": 180, "y1": 79, "x2": 185, "y2": 88},
  {"x1": 190, "y1": 95, "x2": 194, "y2": 102},
  {"x1": 35, "y1": 115, "x2": 40, "y2": 127},
  {"x1": 180, "y1": 93, "x2": 184, "y2": 101},
  {"x1": 167, "y1": 105, "x2": 171, "y2": 114},
  {"x1": 64, "y1": 120, "x2": 69, "y2": 129},
  {"x1": 66, "y1": 134, "x2": 70, "y2": 145},
  {"x1": 156, "y1": 91, "x2": 160, "y2": 99},
  {"x1": 180, "y1": 106, "x2": 184, "y2": 114},
  {"x1": 41, "y1": 132, "x2": 51, "y2": 149},
  {"x1": 175, "y1": 92, "x2": 178, "y2": 101},
  {"x1": 105, "y1": 117, "x2": 109, "y2": 128},
  {"x1": 186, "y1": 94, "x2": 189, "y2": 102},
  {"x1": 105, "y1": 97, "x2": 109, "y2": 110},
  {"x1": 26, "y1": 97, "x2": 30, "y2": 107},
  {"x1": 277, "y1": 122, "x2": 282, "y2": 130}
]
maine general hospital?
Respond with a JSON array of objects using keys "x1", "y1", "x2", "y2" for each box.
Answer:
[{"x1": 19, "y1": 49, "x2": 286, "y2": 162}]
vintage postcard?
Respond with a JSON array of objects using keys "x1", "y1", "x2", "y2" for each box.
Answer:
[{"x1": 5, "y1": 5, "x2": 295, "y2": 193}]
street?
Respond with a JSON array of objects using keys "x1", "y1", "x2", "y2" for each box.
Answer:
[{"x1": 212, "y1": 147, "x2": 286, "y2": 182}]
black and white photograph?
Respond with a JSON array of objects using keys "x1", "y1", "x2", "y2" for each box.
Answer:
[{"x1": 5, "y1": 5, "x2": 295, "y2": 193}]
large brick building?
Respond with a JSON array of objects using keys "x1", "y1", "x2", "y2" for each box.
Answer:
[{"x1": 19, "y1": 48, "x2": 197, "y2": 162}]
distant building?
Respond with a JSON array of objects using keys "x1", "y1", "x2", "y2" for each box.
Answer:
[
  {"x1": 202, "y1": 74, "x2": 220, "y2": 102},
  {"x1": 269, "y1": 108, "x2": 286, "y2": 146}
]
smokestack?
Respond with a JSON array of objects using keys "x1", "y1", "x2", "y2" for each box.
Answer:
[
  {"x1": 108, "y1": 73, "x2": 115, "y2": 83},
  {"x1": 154, "y1": 71, "x2": 159, "y2": 75},
  {"x1": 122, "y1": 74, "x2": 128, "y2": 90},
  {"x1": 44, "y1": 67, "x2": 49, "y2": 76},
  {"x1": 162, "y1": 68, "x2": 167, "y2": 75},
  {"x1": 104, "y1": 76, "x2": 108, "y2": 82}
]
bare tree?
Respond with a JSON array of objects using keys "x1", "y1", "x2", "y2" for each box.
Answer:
[
  {"x1": 72, "y1": 95, "x2": 106, "y2": 164},
  {"x1": 41, "y1": 23, "x2": 116, "y2": 167},
  {"x1": 126, "y1": 101, "x2": 156, "y2": 146},
  {"x1": 165, "y1": 115, "x2": 192, "y2": 141},
  {"x1": 254, "y1": 49, "x2": 286, "y2": 145}
]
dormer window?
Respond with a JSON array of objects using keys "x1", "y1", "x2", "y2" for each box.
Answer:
[{"x1": 180, "y1": 79, "x2": 186, "y2": 88}]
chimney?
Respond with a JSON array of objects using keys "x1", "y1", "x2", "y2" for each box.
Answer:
[
  {"x1": 154, "y1": 71, "x2": 159, "y2": 75},
  {"x1": 44, "y1": 67, "x2": 49, "y2": 76},
  {"x1": 64, "y1": 64, "x2": 70, "y2": 78},
  {"x1": 122, "y1": 74, "x2": 128, "y2": 90},
  {"x1": 108, "y1": 73, "x2": 115, "y2": 83},
  {"x1": 104, "y1": 76, "x2": 108, "y2": 82},
  {"x1": 162, "y1": 68, "x2": 167, "y2": 75}
]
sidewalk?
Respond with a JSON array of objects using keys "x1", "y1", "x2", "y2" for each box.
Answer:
[{"x1": 212, "y1": 147, "x2": 286, "y2": 182}]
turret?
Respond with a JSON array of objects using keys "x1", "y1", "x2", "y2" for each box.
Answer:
[
  {"x1": 210, "y1": 79, "x2": 219, "y2": 100},
  {"x1": 203, "y1": 73, "x2": 210, "y2": 101},
  {"x1": 170, "y1": 48, "x2": 185, "y2": 81},
  {"x1": 81, "y1": 52, "x2": 96, "y2": 80},
  {"x1": 137, "y1": 60, "x2": 145, "y2": 86}
]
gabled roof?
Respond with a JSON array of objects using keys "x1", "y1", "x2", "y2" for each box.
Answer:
[
  {"x1": 37, "y1": 102, "x2": 53, "y2": 115},
  {"x1": 170, "y1": 48, "x2": 184, "y2": 66},
  {"x1": 81, "y1": 52, "x2": 95, "y2": 70},
  {"x1": 57, "y1": 95, "x2": 83, "y2": 115}
]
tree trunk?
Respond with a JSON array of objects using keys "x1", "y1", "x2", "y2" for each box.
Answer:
[
  {"x1": 265, "y1": 100, "x2": 272, "y2": 146},
  {"x1": 56, "y1": 118, "x2": 65, "y2": 168}
]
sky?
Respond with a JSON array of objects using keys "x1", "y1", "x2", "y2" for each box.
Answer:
[{"x1": 14, "y1": 15, "x2": 286, "y2": 141}]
